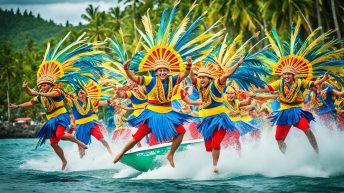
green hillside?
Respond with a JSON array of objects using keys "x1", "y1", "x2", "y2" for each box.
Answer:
[{"x1": 0, "y1": 8, "x2": 75, "y2": 49}]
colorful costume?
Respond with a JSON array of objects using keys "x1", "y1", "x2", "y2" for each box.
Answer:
[
  {"x1": 69, "y1": 98, "x2": 104, "y2": 144},
  {"x1": 126, "y1": 1, "x2": 222, "y2": 143},
  {"x1": 309, "y1": 83, "x2": 337, "y2": 120},
  {"x1": 33, "y1": 32, "x2": 103, "y2": 148},
  {"x1": 171, "y1": 84, "x2": 202, "y2": 140},
  {"x1": 193, "y1": 33, "x2": 267, "y2": 151},
  {"x1": 223, "y1": 86, "x2": 258, "y2": 136},
  {"x1": 193, "y1": 76, "x2": 236, "y2": 151},
  {"x1": 267, "y1": 79, "x2": 315, "y2": 140},
  {"x1": 31, "y1": 88, "x2": 70, "y2": 147},
  {"x1": 259, "y1": 17, "x2": 344, "y2": 140},
  {"x1": 335, "y1": 99, "x2": 344, "y2": 129}
]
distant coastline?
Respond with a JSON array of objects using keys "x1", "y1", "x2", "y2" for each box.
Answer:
[{"x1": 0, "y1": 124, "x2": 41, "y2": 138}]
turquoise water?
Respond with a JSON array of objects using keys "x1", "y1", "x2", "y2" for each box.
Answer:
[{"x1": 1, "y1": 122, "x2": 344, "y2": 192}]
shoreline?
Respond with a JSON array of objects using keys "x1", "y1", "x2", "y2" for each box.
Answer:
[{"x1": 0, "y1": 124, "x2": 41, "y2": 138}]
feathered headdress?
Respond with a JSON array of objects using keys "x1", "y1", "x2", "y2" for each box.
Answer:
[
  {"x1": 197, "y1": 33, "x2": 268, "y2": 90},
  {"x1": 129, "y1": 1, "x2": 224, "y2": 74},
  {"x1": 260, "y1": 17, "x2": 344, "y2": 80},
  {"x1": 193, "y1": 62, "x2": 221, "y2": 79},
  {"x1": 37, "y1": 32, "x2": 104, "y2": 86},
  {"x1": 76, "y1": 79, "x2": 101, "y2": 99}
]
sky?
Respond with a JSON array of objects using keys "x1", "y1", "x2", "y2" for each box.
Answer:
[{"x1": 0, "y1": 0, "x2": 124, "y2": 25}]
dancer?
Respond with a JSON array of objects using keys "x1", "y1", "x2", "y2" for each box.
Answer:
[
  {"x1": 9, "y1": 32, "x2": 106, "y2": 170},
  {"x1": 113, "y1": 1, "x2": 222, "y2": 167},
  {"x1": 308, "y1": 79, "x2": 344, "y2": 122},
  {"x1": 113, "y1": 57, "x2": 192, "y2": 167},
  {"x1": 65, "y1": 82, "x2": 113, "y2": 158},
  {"x1": 190, "y1": 58, "x2": 243, "y2": 173},
  {"x1": 254, "y1": 17, "x2": 344, "y2": 153},
  {"x1": 222, "y1": 85, "x2": 258, "y2": 153},
  {"x1": 190, "y1": 32, "x2": 267, "y2": 173},
  {"x1": 10, "y1": 80, "x2": 88, "y2": 170}
]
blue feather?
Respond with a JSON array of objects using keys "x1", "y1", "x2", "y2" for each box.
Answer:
[{"x1": 175, "y1": 15, "x2": 204, "y2": 51}]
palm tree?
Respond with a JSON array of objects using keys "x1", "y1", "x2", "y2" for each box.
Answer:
[
  {"x1": 81, "y1": 4, "x2": 100, "y2": 23},
  {"x1": 81, "y1": 4, "x2": 108, "y2": 42},
  {"x1": 315, "y1": 0, "x2": 324, "y2": 35},
  {"x1": 119, "y1": 0, "x2": 144, "y2": 39},
  {"x1": 0, "y1": 44, "x2": 17, "y2": 122},
  {"x1": 330, "y1": 0, "x2": 342, "y2": 47},
  {"x1": 259, "y1": 0, "x2": 313, "y2": 37},
  {"x1": 226, "y1": 0, "x2": 260, "y2": 35},
  {"x1": 87, "y1": 11, "x2": 108, "y2": 42},
  {"x1": 107, "y1": 7, "x2": 129, "y2": 33}
]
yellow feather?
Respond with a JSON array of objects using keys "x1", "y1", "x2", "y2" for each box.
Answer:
[
  {"x1": 290, "y1": 16, "x2": 301, "y2": 55},
  {"x1": 265, "y1": 29, "x2": 282, "y2": 58}
]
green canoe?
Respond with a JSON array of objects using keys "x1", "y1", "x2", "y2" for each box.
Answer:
[{"x1": 120, "y1": 139, "x2": 203, "y2": 171}]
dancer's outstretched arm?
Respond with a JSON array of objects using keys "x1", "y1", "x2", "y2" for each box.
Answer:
[
  {"x1": 313, "y1": 73, "x2": 329, "y2": 86},
  {"x1": 123, "y1": 60, "x2": 139, "y2": 83},
  {"x1": 332, "y1": 89, "x2": 344, "y2": 98},
  {"x1": 189, "y1": 68, "x2": 197, "y2": 85},
  {"x1": 112, "y1": 86, "x2": 126, "y2": 99},
  {"x1": 219, "y1": 56, "x2": 245, "y2": 84},
  {"x1": 112, "y1": 102, "x2": 136, "y2": 111},
  {"x1": 9, "y1": 101, "x2": 34, "y2": 109},
  {"x1": 254, "y1": 85, "x2": 271, "y2": 92},
  {"x1": 182, "y1": 96, "x2": 202, "y2": 106},
  {"x1": 178, "y1": 56, "x2": 193, "y2": 83},
  {"x1": 239, "y1": 96, "x2": 252, "y2": 106},
  {"x1": 246, "y1": 91, "x2": 278, "y2": 100},
  {"x1": 31, "y1": 90, "x2": 60, "y2": 98},
  {"x1": 98, "y1": 99, "x2": 112, "y2": 106}
]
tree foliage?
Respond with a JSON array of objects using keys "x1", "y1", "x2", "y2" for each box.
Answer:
[{"x1": 0, "y1": 0, "x2": 343, "y2": 122}]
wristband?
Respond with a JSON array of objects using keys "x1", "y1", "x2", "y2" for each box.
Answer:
[
  {"x1": 185, "y1": 64, "x2": 191, "y2": 70},
  {"x1": 124, "y1": 66, "x2": 129, "y2": 70}
]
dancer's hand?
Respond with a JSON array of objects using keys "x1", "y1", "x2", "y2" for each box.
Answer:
[
  {"x1": 323, "y1": 72, "x2": 329, "y2": 81},
  {"x1": 186, "y1": 56, "x2": 192, "y2": 66},
  {"x1": 9, "y1": 103, "x2": 19, "y2": 109},
  {"x1": 123, "y1": 60, "x2": 131, "y2": 70},
  {"x1": 113, "y1": 85, "x2": 118, "y2": 92},
  {"x1": 22, "y1": 81, "x2": 28, "y2": 88}
]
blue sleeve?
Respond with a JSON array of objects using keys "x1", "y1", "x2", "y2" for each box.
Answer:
[{"x1": 172, "y1": 75, "x2": 181, "y2": 87}]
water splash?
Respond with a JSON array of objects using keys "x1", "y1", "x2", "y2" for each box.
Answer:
[{"x1": 21, "y1": 120, "x2": 344, "y2": 180}]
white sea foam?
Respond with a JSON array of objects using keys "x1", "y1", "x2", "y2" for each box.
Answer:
[{"x1": 21, "y1": 120, "x2": 344, "y2": 180}]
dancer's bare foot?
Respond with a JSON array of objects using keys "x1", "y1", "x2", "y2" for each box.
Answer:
[
  {"x1": 166, "y1": 154, "x2": 175, "y2": 168},
  {"x1": 79, "y1": 149, "x2": 85, "y2": 159},
  {"x1": 213, "y1": 166, "x2": 219, "y2": 174},
  {"x1": 113, "y1": 152, "x2": 123, "y2": 164},
  {"x1": 80, "y1": 143, "x2": 88, "y2": 150},
  {"x1": 61, "y1": 160, "x2": 67, "y2": 171}
]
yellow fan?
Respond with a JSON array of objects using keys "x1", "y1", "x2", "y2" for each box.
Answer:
[
  {"x1": 272, "y1": 55, "x2": 313, "y2": 78},
  {"x1": 84, "y1": 80, "x2": 101, "y2": 99},
  {"x1": 37, "y1": 60, "x2": 64, "y2": 84},
  {"x1": 139, "y1": 46, "x2": 184, "y2": 74},
  {"x1": 193, "y1": 62, "x2": 221, "y2": 79}
]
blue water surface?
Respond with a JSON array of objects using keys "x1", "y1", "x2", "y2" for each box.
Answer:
[{"x1": 0, "y1": 138, "x2": 344, "y2": 193}]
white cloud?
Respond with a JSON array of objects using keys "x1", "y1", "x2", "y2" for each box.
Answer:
[{"x1": 0, "y1": 1, "x2": 123, "y2": 25}]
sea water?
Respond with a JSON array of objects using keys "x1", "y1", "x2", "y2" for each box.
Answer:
[{"x1": 1, "y1": 119, "x2": 344, "y2": 192}]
